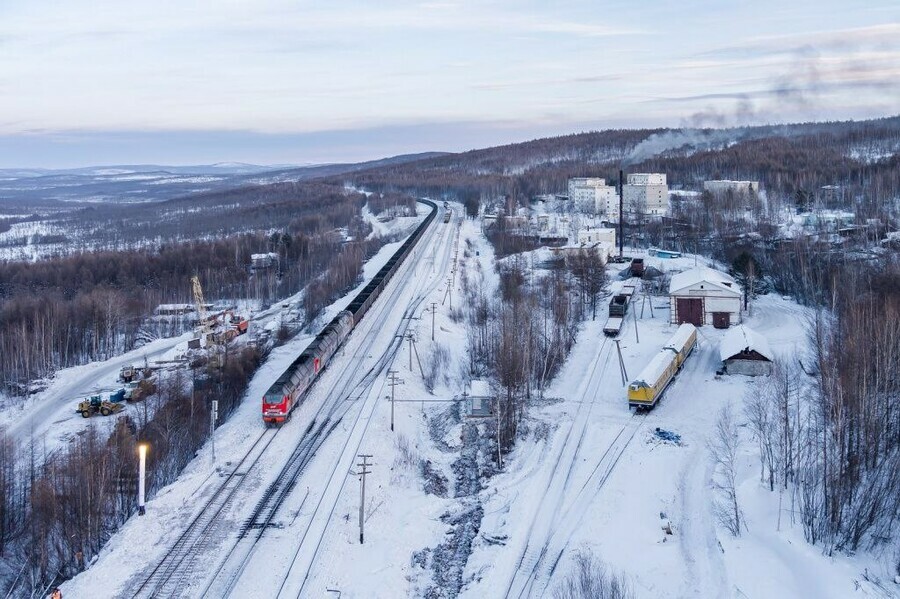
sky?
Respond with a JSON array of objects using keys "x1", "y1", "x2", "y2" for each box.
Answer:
[{"x1": 0, "y1": 0, "x2": 898, "y2": 168}]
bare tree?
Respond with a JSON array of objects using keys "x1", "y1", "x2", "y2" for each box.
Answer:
[
  {"x1": 709, "y1": 406, "x2": 744, "y2": 536},
  {"x1": 553, "y1": 549, "x2": 633, "y2": 599}
]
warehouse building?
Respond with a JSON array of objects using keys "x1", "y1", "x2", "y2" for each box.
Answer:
[{"x1": 669, "y1": 266, "x2": 742, "y2": 327}]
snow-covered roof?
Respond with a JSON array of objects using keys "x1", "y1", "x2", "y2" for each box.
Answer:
[
  {"x1": 664, "y1": 323, "x2": 696, "y2": 353},
  {"x1": 719, "y1": 325, "x2": 774, "y2": 362},
  {"x1": 632, "y1": 351, "x2": 674, "y2": 388},
  {"x1": 669, "y1": 266, "x2": 740, "y2": 296},
  {"x1": 469, "y1": 379, "x2": 492, "y2": 397}
]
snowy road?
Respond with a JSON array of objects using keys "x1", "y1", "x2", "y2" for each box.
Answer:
[{"x1": 1, "y1": 331, "x2": 194, "y2": 449}]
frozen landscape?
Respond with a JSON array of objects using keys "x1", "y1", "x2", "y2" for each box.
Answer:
[{"x1": 2, "y1": 2, "x2": 899, "y2": 596}]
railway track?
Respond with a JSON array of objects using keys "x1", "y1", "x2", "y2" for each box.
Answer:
[
  {"x1": 511, "y1": 413, "x2": 646, "y2": 598},
  {"x1": 130, "y1": 203, "x2": 445, "y2": 599},
  {"x1": 129, "y1": 428, "x2": 279, "y2": 598},
  {"x1": 271, "y1": 207, "x2": 459, "y2": 598},
  {"x1": 195, "y1": 204, "x2": 455, "y2": 597},
  {"x1": 502, "y1": 297, "x2": 666, "y2": 599}
]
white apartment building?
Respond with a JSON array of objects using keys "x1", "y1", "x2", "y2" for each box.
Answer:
[
  {"x1": 568, "y1": 177, "x2": 619, "y2": 217},
  {"x1": 623, "y1": 173, "x2": 668, "y2": 218},
  {"x1": 703, "y1": 180, "x2": 759, "y2": 195}
]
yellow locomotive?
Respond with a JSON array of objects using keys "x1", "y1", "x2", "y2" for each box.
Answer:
[{"x1": 627, "y1": 323, "x2": 697, "y2": 409}]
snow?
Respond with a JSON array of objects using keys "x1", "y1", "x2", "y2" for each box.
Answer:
[
  {"x1": 670, "y1": 265, "x2": 740, "y2": 295},
  {"x1": 632, "y1": 348, "x2": 676, "y2": 388},
  {"x1": 53, "y1": 229, "x2": 897, "y2": 599},
  {"x1": 664, "y1": 322, "x2": 696, "y2": 353},
  {"x1": 719, "y1": 324, "x2": 774, "y2": 362}
]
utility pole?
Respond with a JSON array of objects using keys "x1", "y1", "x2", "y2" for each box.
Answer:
[
  {"x1": 354, "y1": 454, "x2": 372, "y2": 544},
  {"x1": 429, "y1": 302, "x2": 437, "y2": 340},
  {"x1": 406, "y1": 332, "x2": 415, "y2": 371},
  {"x1": 387, "y1": 370, "x2": 404, "y2": 431},
  {"x1": 614, "y1": 339, "x2": 628, "y2": 385},
  {"x1": 210, "y1": 400, "x2": 218, "y2": 468},
  {"x1": 633, "y1": 302, "x2": 640, "y2": 344},
  {"x1": 443, "y1": 276, "x2": 453, "y2": 310},
  {"x1": 409, "y1": 335, "x2": 426, "y2": 381}
]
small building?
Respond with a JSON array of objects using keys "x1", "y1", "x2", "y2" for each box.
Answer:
[
  {"x1": 577, "y1": 226, "x2": 616, "y2": 248},
  {"x1": 669, "y1": 266, "x2": 742, "y2": 327},
  {"x1": 703, "y1": 180, "x2": 760, "y2": 195},
  {"x1": 719, "y1": 325, "x2": 774, "y2": 375},
  {"x1": 251, "y1": 252, "x2": 279, "y2": 270},
  {"x1": 466, "y1": 379, "x2": 494, "y2": 418}
]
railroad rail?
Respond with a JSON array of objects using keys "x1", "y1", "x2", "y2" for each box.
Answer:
[
  {"x1": 130, "y1": 200, "x2": 440, "y2": 598},
  {"x1": 130, "y1": 428, "x2": 278, "y2": 598}
]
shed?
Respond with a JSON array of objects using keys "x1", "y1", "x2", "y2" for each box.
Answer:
[
  {"x1": 466, "y1": 379, "x2": 494, "y2": 418},
  {"x1": 719, "y1": 325, "x2": 773, "y2": 375},
  {"x1": 669, "y1": 266, "x2": 742, "y2": 327}
]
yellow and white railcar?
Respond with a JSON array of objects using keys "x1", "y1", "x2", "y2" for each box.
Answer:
[
  {"x1": 664, "y1": 323, "x2": 697, "y2": 369},
  {"x1": 627, "y1": 324, "x2": 697, "y2": 409}
]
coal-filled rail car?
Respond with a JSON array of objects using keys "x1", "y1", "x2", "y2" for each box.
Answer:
[
  {"x1": 627, "y1": 323, "x2": 697, "y2": 409},
  {"x1": 262, "y1": 199, "x2": 437, "y2": 424},
  {"x1": 262, "y1": 311, "x2": 354, "y2": 424}
]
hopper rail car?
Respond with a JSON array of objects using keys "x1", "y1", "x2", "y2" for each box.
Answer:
[{"x1": 262, "y1": 199, "x2": 438, "y2": 424}]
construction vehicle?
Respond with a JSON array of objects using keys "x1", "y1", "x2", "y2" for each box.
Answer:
[
  {"x1": 191, "y1": 275, "x2": 223, "y2": 368},
  {"x1": 232, "y1": 318, "x2": 249, "y2": 335},
  {"x1": 119, "y1": 365, "x2": 136, "y2": 383},
  {"x1": 124, "y1": 379, "x2": 156, "y2": 402},
  {"x1": 76, "y1": 395, "x2": 125, "y2": 418}
]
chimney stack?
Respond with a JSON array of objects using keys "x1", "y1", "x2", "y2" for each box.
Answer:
[{"x1": 618, "y1": 169, "x2": 624, "y2": 257}]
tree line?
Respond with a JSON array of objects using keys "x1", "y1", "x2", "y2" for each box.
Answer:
[
  {"x1": 456, "y1": 238, "x2": 607, "y2": 456},
  {"x1": 0, "y1": 347, "x2": 261, "y2": 596},
  {"x1": 0, "y1": 187, "x2": 413, "y2": 393},
  {"x1": 743, "y1": 259, "x2": 899, "y2": 563}
]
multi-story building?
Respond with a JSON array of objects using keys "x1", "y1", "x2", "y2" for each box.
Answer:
[
  {"x1": 623, "y1": 173, "x2": 668, "y2": 218},
  {"x1": 568, "y1": 177, "x2": 619, "y2": 217},
  {"x1": 703, "y1": 180, "x2": 759, "y2": 195}
]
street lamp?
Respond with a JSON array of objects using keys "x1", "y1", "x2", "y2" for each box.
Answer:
[{"x1": 138, "y1": 443, "x2": 148, "y2": 516}]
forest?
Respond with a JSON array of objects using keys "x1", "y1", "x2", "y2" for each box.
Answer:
[{"x1": 0, "y1": 184, "x2": 415, "y2": 392}]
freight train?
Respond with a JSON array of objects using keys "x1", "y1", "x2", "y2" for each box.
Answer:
[
  {"x1": 262, "y1": 200, "x2": 438, "y2": 424},
  {"x1": 627, "y1": 323, "x2": 697, "y2": 409}
]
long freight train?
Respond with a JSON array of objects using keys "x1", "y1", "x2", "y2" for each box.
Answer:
[
  {"x1": 262, "y1": 199, "x2": 438, "y2": 424},
  {"x1": 627, "y1": 323, "x2": 697, "y2": 410}
]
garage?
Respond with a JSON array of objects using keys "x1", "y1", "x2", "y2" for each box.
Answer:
[
  {"x1": 676, "y1": 298, "x2": 703, "y2": 326},
  {"x1": 669, "y1": 266, "x2": 742, "y2": 327}
]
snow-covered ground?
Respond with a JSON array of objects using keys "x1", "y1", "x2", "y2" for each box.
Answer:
[
  {"x1": 57, "y1": 223, "x2": 897, "y2": 598},
  {"x1": 464, "y1": 251, "x2": 896, "y2": 599}
]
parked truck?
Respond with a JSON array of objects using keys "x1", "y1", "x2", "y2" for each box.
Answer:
[{"x1": 119, "y1": 365, "x2": 136, "y2": 383}]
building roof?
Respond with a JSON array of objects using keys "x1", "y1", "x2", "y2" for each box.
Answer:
[
  {"x1": 669, "y1": 266, "x2": 740, "y2": 296},
  {"x1": 664, "y1": 323, "x2": 696, "y2": 353},
  {"x1": 469, "y1": 379, "x2": 492, "y2": 398},
  {"x1": 632, "y1": 350, "x2": 674, "y2": 388},
  {"x1": 719, "y1": 325, "x2": 774, "y2": 362}
]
